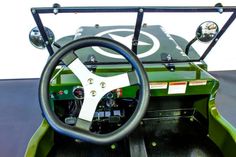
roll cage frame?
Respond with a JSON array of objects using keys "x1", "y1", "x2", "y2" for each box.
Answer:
[{"x1": 31, "y1": 3, "x2": 236, "y2": 64}]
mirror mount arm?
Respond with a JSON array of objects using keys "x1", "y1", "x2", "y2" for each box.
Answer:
[
  {"x1": 31, "y1": 10, "x2": 55, "y2": 56},
  {"x1": 185, "y1": 37, "x2": 197, "y2": 55}
]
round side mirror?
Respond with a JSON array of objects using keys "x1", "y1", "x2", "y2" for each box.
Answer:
[
  {"x1": 29, "y1": 27, "x2": 55, "y2": 49},
  {"x1": 196, "y1": 21, "x2": 219, "y2": 42}
]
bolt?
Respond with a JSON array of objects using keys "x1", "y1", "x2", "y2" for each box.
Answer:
[
  {"x1": 31, "y1": 9, "x2": 36, "y2": 14},
  {"x1": 143, "y1": 23, "x2": 147, "y2": 27},
  {"x1": 111, "y1": 144, "x2": 116, "y2": 150},
  {"x1": 53, "y1": 8, "x2": 59, "y2": 15},
  {"x1": 100, "y1": 82, "x2": 106, "y2": 88},
  {"x1": 132, "y1": 40, "x2": 138, "y2": 46},
  {"x1": 75, "y1": 139, "x2": 81, "y2": 143},
  {"x1": 95, "y1": 24, "x2": 99, "y2": 28},
  {"x1": 218, "y1": 8, "x2": 223, "y2": 14},
  {"x1": 88, "y1": 78, "x2": 94, "y2": 84},
  {"x1": 45, "y1": 41, "x2": 49, "y2": 45},
  {"x1": 190, "y1": 117, "x2": 194, "y2": 122},
  {"x1": 139, "y1": 8, "x2": 143, "y2": 13},
  {"x1": 167, "y1": 54, "x2": 172, "y2": 61},
  {"x1": 151, "y1": 141, "x2": 157, "y2": 147},
  {"x1": 91, "y1": 90, "x2": 96, "y2": 96}
]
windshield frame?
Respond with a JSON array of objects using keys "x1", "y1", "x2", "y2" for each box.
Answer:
[{"x1": 31, "y1": 5, "x2": 236, "y2": 63}]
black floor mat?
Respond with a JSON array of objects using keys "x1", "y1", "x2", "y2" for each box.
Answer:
[
  {"x1": 48, "y1": 119, "x2": 223, "y2": 157},
  {"x1": 48, "y1": 134, "x2": 222, "y2": 157},
  {"x1": 145, "y1": 133, "x2": 222, "y2": 157},
  {"x1": 48, "y1": 141, "x2": 129, "y2": 157}
]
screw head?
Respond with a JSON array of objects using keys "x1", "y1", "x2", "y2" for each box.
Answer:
[
  {"x1": 151, "y1": 141, "x2": 157, "y2": 147},
  {"x1": 45, "y1": 41, "x2": 49, "y2": 45},
  {"x1": 139, "y1": 8, "x2": 143, "y2": 12},
  {"x1": 143, "y1": 23, "x2": 147, "y2": 27},
  {"x1": 90, "y1": 90, "x2": 96, "y2": 96},
  {"x1": 95, "y1": 24, "x2": 99, "y2": 28},
  {"x1": 53, "y1": 8, "x2": 59, "y2": 14},
  {"x1": 190, "y1": 117, "x2": 194, "y2": 122},
  {"x1": 111, "y1": 144, "x2": 116, "y2": 150},
  {"x1": 88, "y1": 78, "x2": 94, "y2": 84},
  {"x1": 100, "y1": 82, "x2": 106, "y2": 88},
  {"x1": 31, "y1": 9, "x2": 36, "y2": 14}
]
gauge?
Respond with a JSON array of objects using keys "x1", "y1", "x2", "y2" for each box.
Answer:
[{"x1": 73, "y1": 86, "x2": 84, "y2": 99}]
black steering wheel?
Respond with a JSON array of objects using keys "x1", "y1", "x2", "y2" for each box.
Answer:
[{"x1": 39, "y1": 37, "x2": 150, "y2": 144}]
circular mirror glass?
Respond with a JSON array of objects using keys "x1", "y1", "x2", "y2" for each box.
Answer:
[
  {"x1": 29, "y1": 27, "x2": 55, "y2": 49},
  {"x1": 196, "y1": 21, "x2": 219, "y2": 42}
]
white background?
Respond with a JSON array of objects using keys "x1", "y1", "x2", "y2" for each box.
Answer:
[{"x1": 0, "y1": 0, "x2": 236, "y2": 79}]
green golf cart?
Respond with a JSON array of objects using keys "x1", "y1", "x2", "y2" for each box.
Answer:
[{"x1": 25, "y1": 4, "x2": 236, "y2": 157}]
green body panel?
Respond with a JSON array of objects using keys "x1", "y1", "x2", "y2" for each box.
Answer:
[
  {"x1": 25, "y1": 61, "x2": 236, "y2": 156},
  {"x1": 208, "y1": 99, "x2": 236, "y2": 157},
  {"x1": 25, "y1": 119, "x2": 54, "y2": 157},
  {"x1": 50, "y1": 63, "x2": 214, "y2": 98}
]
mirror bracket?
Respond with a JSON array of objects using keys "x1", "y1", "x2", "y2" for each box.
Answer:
[
  {"x1": 185, "y1": 37, "x2": 197, "y2": 55},
  {"x1": 185, "y1": 21, "x2": 219, "y2": 56}
]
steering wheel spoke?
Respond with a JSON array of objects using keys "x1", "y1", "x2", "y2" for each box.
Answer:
[
  {"x1": 63, "y1": 53, "x2": 93, "y2": 85},
  {"x1": 63, "y1": 53, "x2": 140, "y2": 125},
  {"x1": 67, "y1": 60, "x2": 138, "y2": 127},
  {"x1": 77, "y1": 72, "x2": 137, "y2": 121}
]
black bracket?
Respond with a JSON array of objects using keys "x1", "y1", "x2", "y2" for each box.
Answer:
[
  {"x1": 185, "y1": 37, "x2": 197, "y2": 55},
  {"x1": 161, "y1": 53, "x2": 175, "y2": 72},
  {"x1": 84, "y1": 55, "x2": 97, "y2": 72},
  {"x1": 132, "y1": 8, "x2": 144, "y2": 54}
]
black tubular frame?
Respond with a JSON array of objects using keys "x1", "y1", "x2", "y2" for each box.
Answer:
[{"x1": 31, "y1": 4, "x2": 236, "y2": 62}]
